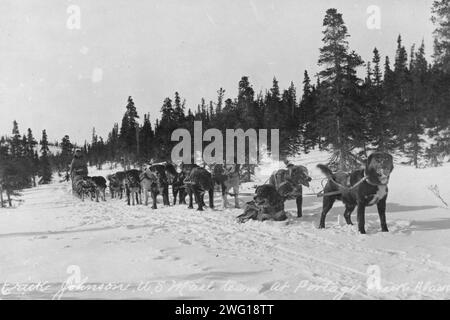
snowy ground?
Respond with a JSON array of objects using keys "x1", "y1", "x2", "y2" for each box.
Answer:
[{"x1": 1, "y1": 151, "x2": 449, "y2": 300}]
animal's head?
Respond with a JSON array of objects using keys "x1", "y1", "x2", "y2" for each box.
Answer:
[
  {"x1": 365, "y1": 152, "x2": 394, "y2": 185},
  {"x1": 109, "y1": 175, "x2": 121, "y2": 187},
  {"x1": 210, "y1": 164, "x2": 227, "y2": 183},
  {"x1": 189, "y1": 167, "x2": 212, "y2": 187},
  {"x1": 126, "y1": 174, "x2": 140, "y2": 187},
  {"x1": 82, "y1": 177, "x2": 96, "y2": 190},
  {"x1": 254, "y1": 185, "x2": 281, "y2": 206},
  {"x1": 287, "y1": 165, "x2": 312, "y2": 187},
  {"x1": 156, "y1": 170, "x2": 168, "y2": 186},
  {"x1": 164, "y1": 163, "x2": 178, "y2": 184},
  {"x1": 180, "y1": 162, "x2": 189, "y2": 174},
  {"x1": 180, "y1": 163, "x2": 198, "y2": 175},
  {"x1": 211, "y1": 163, "x2": 223, "y2": 175}
]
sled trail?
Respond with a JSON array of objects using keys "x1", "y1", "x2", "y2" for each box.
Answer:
[{"x1": 1, "y1": 155, "x2": 450, "y2": 299}]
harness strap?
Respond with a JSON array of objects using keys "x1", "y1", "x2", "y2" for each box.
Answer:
[
  {"x1": 318, "y1": 176, "x2": 367, "y2": 198},
  {"x1": 365, "y1": 178, "x2": 388, "y2": 187},
  {"x1": 318, "y1": 174, "x2": 388, "y2": 198}
]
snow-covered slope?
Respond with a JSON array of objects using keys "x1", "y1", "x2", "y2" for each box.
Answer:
[{"x1": 0, "y1": 151, "x2": 449, "y2": 299}]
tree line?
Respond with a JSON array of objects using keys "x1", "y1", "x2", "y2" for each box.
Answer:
[
  {"x1": 91, "y1": 5, "x2": 449, "y2": 171},
  {"x1": 1, "y1": 2, "x2": 449, "y2": 206}
]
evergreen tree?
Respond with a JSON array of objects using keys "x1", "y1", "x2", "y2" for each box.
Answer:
[
  {"x1": 394, "y1": 35, "x2": 409, "y2": 74},
  {"x1": 156, "y1": 97, "x2": 177, "y2": 160},
  {"x1": 300, "y1": 70, "x2": 320, "y2": 151},
  {"x1": 107, "y1": 123, "x2": 120, "y2": 163},
  {"x1": 431, "y1": 0, "x2": 450, "y2": 72},
  {"x1": 26, "y1": 128, "x2": 38, "y2": 186},
  {"x1": 237, "y1": 76, "x2": 256, "y2": 128},
  {"x1": 403, "y1": 41, "x2": 429, "y2": 167},
  {"x1": 384, "y1": 56, "x2": 394, "y2": 84},
  {"x1": 216, "y1": 88, "x2": 225, "y2": 114},
  {"x1": 372, "y1": 48, "x2": 382, "y2": 86},
  {"x1": 39, "y1": 129, "x2": 52, "y2": 184},
  {"x1": 365, "y1": 49, "x2": 396, "y2": 152},
  {"x1": 139, "y1": 113, "x2": 155, "y2": 161},
  {"x1": 0, "y1": 136, "x2": 15, "y2": 207},
  {"x1": 280, "y1": 82, "x2": 301, "y2": 156},
  {"x1": 60, "y1": 135, "x2": 73, "y2": 171},
  {"x1": 316, "y1": 8, "x2": 364, "y2": 170},
  {"x1": 10, "y1": 120, "x2": 23, "y2": 158},
  {"x1": 173, "y1": 92, "x2": 186, "y2": 124},
  {"x1": 119, "y1": 96, "x2": 140, "y2": 158},
  {"x1": 263, "y1": 78, "x2": 281, "y2": 130}
]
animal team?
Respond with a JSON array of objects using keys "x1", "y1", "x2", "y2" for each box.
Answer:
[{"x1": 70, "y1": 149, "x2": 394, "y2": 234}]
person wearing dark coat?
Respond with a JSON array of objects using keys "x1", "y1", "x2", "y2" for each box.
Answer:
[{"x1": 70, "y1": 149, "x2": 88, "y2": 178}]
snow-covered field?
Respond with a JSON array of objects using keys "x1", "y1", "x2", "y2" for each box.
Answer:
[{"x1": 1, "y1": 151, "x2": 449, "y2": 300}]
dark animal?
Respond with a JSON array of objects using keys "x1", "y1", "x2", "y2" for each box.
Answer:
[
  {"x1": 237, "y1": 185, "x2": 287, "y2": 223},
  {"x1": 107, "y1": 171, "x2": 125, "y2": 199},
  {"x1": 72, "y1": 175, "x2": 97, "y2": 201},
  {"x1": 140, "y1": 169, "x2": 159, "y2": 208},
  {"x1": 268, "y1": 164, "x2": 312, "y2": 217},
  {"x1": 124, "y1": 169, "x2": 142, "y2": 206},
  {"x1": 211, "y1": 164, "x2": 240, "y2": 208},
  {"x1": 160, "y1": 162, "x2": 186, "y2": 205},
  {"x1": 172, "y1": 170, "x2": 187, "y2": 205},
  {"x1": 89, "y1": 176, "x2": 107, "y2": 202},
  {"x1": 181, "y1": 163, "x2": 214, "y2": 211},
  {"x1": 316, "y1": 152, "x2": 394, "y2": 234},
  {"x1": 148, "y1": 163, "x2": 170, "y2": 206}
]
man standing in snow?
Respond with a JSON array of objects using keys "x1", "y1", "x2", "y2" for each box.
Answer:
[{"x1": 70, "y1": 149, "x2": 88, "y2": 179}]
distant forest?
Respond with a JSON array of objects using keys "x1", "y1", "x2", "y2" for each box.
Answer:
[{"x1": 1, "y1": 2, "x2": 449, "y2": 206}]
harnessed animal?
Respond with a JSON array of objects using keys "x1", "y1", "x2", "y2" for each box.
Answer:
[
  {"x1": 211, "y1": 163, "x2": 240, "y2": 208},
  {"x1": 316, "y1": 152, "x2": 394, "y2": 234},
  {"x1": 181, "y1": 163, "x2": 215, "y2": 211}
]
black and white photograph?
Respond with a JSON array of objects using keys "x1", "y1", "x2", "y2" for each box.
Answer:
[{"x1": 0, "y1": 0, "x2": 450, "y2": 304}]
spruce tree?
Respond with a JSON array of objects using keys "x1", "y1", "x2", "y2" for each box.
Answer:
[
  {"x1": 157, "y1": 97, "x2": 176, "y2": 160},
  {"x1": 10, "y1": 121, "x2": 23, "y2": 158},
  {"x1": 431, "y1": 0, "x2": 450, "y2": 72},
  {"x1": 237, "y1": 76, "x2": 256, "y2": 128},
  {"x1": 139, "y1": 113, "x2": 155, "y2": 161},
  {"x1": 316, "y1": 8, "x2": 364, "y2": 170},
  {"x1": 26, "y1": 128, "x2": 38, "y2": 186},
  {"x1": 0, "y1": 136, "x2": 16, "y2": 207},
  {"x1": 372, "y1": 48, "x2": 382, "y2": 86},
  {"x1": 60, "y1": 135, "x2": 73, "y2": 171},
  {"x1": 39, "y1": 129, "x2": 52, "y2": 184},
  {"x1": 173, "y1": 92, "x2": 186, "y2": 124},
  {"x1": 119, "y1": 96, "x2": 140, "y2": 158},
  {"x1": 404, "y1": 41, "x2": 428, "y2": 167},
  {"x1": 216, "y1": 88, "x2": 225, "y2": 114},
  {"x1": 365, "y1": 49, "x2": 395, "y2": 152},
  {"x1": 300, "y1": 70, "x2": 319, "y2": 151}
]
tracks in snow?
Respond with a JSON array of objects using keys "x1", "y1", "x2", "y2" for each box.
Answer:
[{"x1": 12, "y1": 181, "x2": 450, "y2": 299}]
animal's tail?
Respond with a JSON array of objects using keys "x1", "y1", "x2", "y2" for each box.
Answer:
[{"x1": 316, "y1": 164, "x2": 333, "y2": 179}]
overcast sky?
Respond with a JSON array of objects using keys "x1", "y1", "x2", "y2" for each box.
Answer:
[{"x1": 0, "y1": 0, "x2": 435, "y2": 144}]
